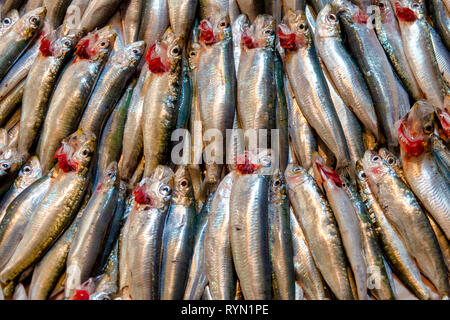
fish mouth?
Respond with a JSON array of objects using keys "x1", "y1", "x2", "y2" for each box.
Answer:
[
  {"x1": 315, "y1": 160, "x2": 343, "y2": 188},
  {"x1": 146, "y1": 41, "x2": 170, "y2": 73},
  {"x1": 53, "y1": 142, "x2": 79, "y2": 173},
  {"x1": 278, "y1": 24, "x2": 297, "y2": 50},
  {"x1": 199, "y1": 20, "x2": 217, "y2": 45},
  {"x1": 241, "y1": 27, "x2": 256, "y2": 49},
  {"x1": 235, "y1": 152, "x2": 262, "y2": 175},
  {"x1": 397, "y1": 119, "x2": 425, "y2": 156},
  {"x1": 394, "y1": 2, "x2": 417, "y2": 22},
  {"x1": 133, "y1": 182, "x2": 153, "y2": 205}
]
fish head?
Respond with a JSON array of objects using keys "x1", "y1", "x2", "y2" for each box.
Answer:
[
  {"x1": 371, "y1": 0, "x2": 396, "y2": 23},
  {"x1": 316, "y1": 4, "x2": 341, "y2": 39},
  {"x1": 55, "y1": 130, "x2": 96, "y2": 173},
  {"x1": 393, "y1": 0, "x2": 424, "y2": 22},
  {"x1": 0, "y1": 147, "x2": 23, "y2": 178},
  {"x1": 132, "y1": 178, "x2": 153, "y2": 205},
  {"x1": 285, "y1": 163, "x2": 310, "y2": 188},
  {"x1": 198, "y1": 14, "x2": 232, "y2": 46},
  {"x1": 378, "y1": 148, "x2": 402, "y2": 171},
  {"x1": 39, "y1": 29, "x2": 77, "y2": 58},
  {"x1": 362, "y1": 150, "x2": 391, "y2": 188},
  {"x1": 312, "y1": 152, "x2": 343, "y2": 189},
  {"x1": 278, "y1": 10, "x2": 311, "y2": 51},
  {"x1": 235, "y1": 149, "x2": 272, "y2": 175},
  {"x1": 148, "y1": 179, "x2": 172, "y2": 210},
  {"x1": 233, "y1": 14, "x2": 250, "y2": 40},
  {"x1": 90, "y1": 292, "x2": 112, "y2": 301},
  {"x1": 333, "y1": 0, "x2": 370, "y2": 25},
  {"x1": 355, "y1": 159, "x2": 370, "y2": 192},
  {"x1": 96, "y1": 162, "x2": 118, "y2": 192},
  {"x1": 0, "y1": 9, "x2": 19, "y2": 35},
  {"x1": 397, "y1": 100, "x2": 434, "y2": 156},
  {"x1": 149, "y1": 165, "x2": 175, "y2": 186},
  {"x1": 269, "y1": 169, "x2": 287, "y2": 203},
  {"x1": 241, "y1": 14, "x2": 276, "y2": 49},
  {"x1": 438, "y1": 96, "x2": 450, "y2": 138},
  {"x1": 172, "y1": 166, "x2": 194, "y2": 206},
  {"x1": 16, "y1": 6, "x2": 46, "y2": 39},
  {"x1": 113, "y1": 40, "x2": 146, "y2": 68},
  {"x1": 187, "y1": 41, "x2": 201, "y2": 71},
  {"x1": 146, "y1": 28, "x2": 182, "y2": 74},
  {"x1": 75, "y1": 26, "x2": 116, "y2": 61},
  {"x1": 14, "y1": 156, "x2": 42, "y2": 190}
]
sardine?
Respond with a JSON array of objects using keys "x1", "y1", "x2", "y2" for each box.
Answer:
[
  {"x1": 167, "y1": 0, "x2": 198, "y2": 43},
  {"x1": 78, "y1": 0, "x2": 124, "y2": 33},
  {"x1": 121, "y1": 0, "x2": 143, "y2": 45},
  {"x1": 430, "y1": 0, "x2": 450, "y2": 50},
  {"x1": 0, "y1": 80, "x2": 24, "y2": 128},
  {"x1": 37, "y1": 27, "x2": 116, "y2": 174},
  {"x1": 0, "y1": 9, "x2": 19, "y2": 37},
  {"x1": 43, "y1": 0, "x2": 72, "y2": 30}
]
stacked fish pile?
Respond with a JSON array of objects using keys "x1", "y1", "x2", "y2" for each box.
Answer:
[{"x1": 0, "y1": 0, "x2": 448, "y2": 300}]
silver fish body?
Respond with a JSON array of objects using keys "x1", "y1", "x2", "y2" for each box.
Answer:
[
  {"x1": 78, "y1": 0, "x2": 124, "y2": 33},
  {"x1": 43, "y1": 0, "x2": 72, "y2": 30},
  {"x1": 167, "y1": 0, "x2": 198, "y2": 43}
]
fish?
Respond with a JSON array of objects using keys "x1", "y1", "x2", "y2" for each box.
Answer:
[
  {"x1": 28, "y1": 213, "x2": 81, "y2": 300},
  {"x1": 355, "y1": 160, "x2": 432, "y2": 300},
  {"x1": 341, "y1": 177, "x2": 395, "y2": 300},
  {"x1": 285, "y1": 164, "x2": 353, "y2": 300},
  {"x1": 362, "y1": 150, "x2": 450, "y2": 297},
  {"x1": 235, "y1": 0, "x2": 265, "y2": 22},
  {"x1": 121, "y1": 0, "x2": 144, "y2": 45},
  {"x1": 118, "y1": 67, "x2": 151, "y2": 181},
  {"x1": 0, "y1": 9, "x2": 19, "y2": 37},
  {"x1": 309, "y1": 0, "x2": 332, "y2": 14},
  {"x1": 429, "y1": 26, "x2": 450, "y2": 88},
  {"x1": 0, "y1": 156, "x2": 41, "y2": 223},
  {"x1": 290, "y1": 209, "x2": 329, "y2": 300},
  {"x1": 333, "y1": 0, "x2": 407, "y2": 149},
  {"x1": 167, "y1": 0, "x2": 198, "y2": 44},
  {"x1": 78, "y1": 0, "x2": 124, "y2": 33},
  {"x1": 183, "y1": 193, "x2": 213, "y2": 300},
  {"x1": 0, "y1": 169, "x2": 54, "y2": 272},
  {"x1": 62, "y1": 0, "x2": 91, "y2": 32},
  {"x1": 0, "y1": 7, "x2": 46, "y2": 81},
  {"x1": 138, "y1": 0, "x2": 169, "y2": 57},
  {"x1": 91, "y1": 239, "x2": 120, "y2": 300},
  {"x1": 370, "y1": 0, "x2": 423, "y2": 100},
  {"x1": 37, "y1": 27, "x2": 116, "y2": 174},
  {"x1": 65, "y1": 162, "x2": 119, "y2": 298},
  {"x1": 205, "y1": 172, "x2": 237, "y2": 300},
  {"x1": 117, "y1": 195, "x2": 135, "y2": 298},
  {"x1": 19, "y1": 30, "x2": 79, "y2": 157},
  {"x1": 285, "y1": 79, "x2": 316, "y2": 170},
  {"x1": 274, "y1": 52, "x2": 289, "y2": 173},
  {"x1": 95, "y1": 81, "x2": 135, "y2": 186},
  {"x1": 313, "y1": 155, "x2": 367, "y2": 300},
  {"x1": 43, "y1": 0, "x2": 72, "y2": 30},
  {"x1": 232, "y1": 14, "x2": 249, "y2": 76},
  {"x1": 142, "y1": 29, "x2": 182, "y2": 176},
  {"x1": 280, "y1": 10, "x2": 350, "y2": 170},
  {"x1": 160, "y1": 167, "x2": 196, "y2": 300},
  {"x1": 230, "y1": 150, "x2": 273, "y2": 300},
  {"x1": 0, "y1": 1, "x2": 25, "y2": 18},
  {"x1": 0, "y1": 80, "x2": 24, "y2": 128},
  {"x1": 398, "y1": 101, "x2": 450, "y2": 239},
  {"x1": 394, "y1": 0, "x2": 449, "y2": 110},
  {"x1": 237, "y1": 15, "x2": 276, "y2": 149},
  {"x1": 268, "y1": 170, "x2": 295, "y2": 300},
  {"x1": 79, "y1": 41, "x2": 144, "y2": 139},
  {"x1": 0, "y1": 147, "x2": 25, "y2": 197},
  {"x1": 195, "y1": 14, "x2": 236, "y2": 188},
  {"x1": 430, "y1": 0, "x2": 450, "y2": 50},
  {"x1": 282, "y1": 0, "x2": 307, "y2": 15},
  {"x1": 430, "y1": 134, "x2": 450, "y2": 181},
  {"x1": 0, "y1": 130, "x2": 96, "y2": 294},
  {"x1": 199, "y1": 0, "x2": 241, "y2": 22}
]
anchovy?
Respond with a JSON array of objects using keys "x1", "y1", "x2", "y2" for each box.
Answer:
[
  {"x1": 0, "y1": 9, "x2": 19, "y2": 37},
  {"x1": 167, "y1": 0, "x2": 198, "y2": 43},
  {"x1": 0, "y1": 80, "x2": 24, "y2": 128},
  {"x1": 121, "y1": 0, "x2": 144, "y2": 45},
  {"x1": 138, "y1": 0, "x2": 169, "y2": 57},
  {"x1": 91, "y1": 239, "x2": 120, "y2": 300},
  {"x1": 429, "y1": 26, "x2": 450, "y2": 88},
  {"x1": 78, "y1": 0, "x2": 124, "y2": 33},
  {"x1": 430, "y1": 0, "x2": 450, "y2": 50},
  {"x1": 43, "y1": 0, "x2": 72, "y2": 30}
]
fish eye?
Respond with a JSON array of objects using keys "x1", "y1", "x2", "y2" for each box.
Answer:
[
  {"x1": 424, "y1": 124, "x2": 433, "y2": 133},
  {"x1": 359, "y1": 171, "x2": 366, "y2": 179},
  {"x1": 99, "y1": 41, "x2": 109, "y2": 48},
  {"x1": 159, "y1": 185, "x2": 171, "y2": 196},
  {"x1": 328, "y1": 14, "x2": 337, "y2": 22},
  {"x1": 219, "y1": 20, "x2": 229, "y2": 28},
  {"x1": 171, "y1": 46, "x2": 181, "y2": 56},
  {"x1": 23, "y1": 166, "x2": 31, "y2": 173},
  {"x1": 81, "y1": 149, "x2": 89, "y2": 157},
  {"x1": 372, "y1": 156, "x2": 380, "y2": 162},
  {"x1": 63, "y1": 39, "x2": 72, "y2": 47},
  {"x1": 29, "y1": 16, "x2": 40, "y2": 25},
  {"x1": 293, "y1": 167, "x2": 301, "y2": 172},
  {"x1": 412, "y1": 3, "x2": 420, "y2": 9},
  {"x1": 264, "y1": 29, "x2": 274, "y2": 35},
  {"x1": 274, "y1": 179, "x2": 281, "y2": 186},
  {"x1": 1, "y1": 163, "x2": 9, "y2": 169},
  {"x1": 180, "y1": 179, "x2": 188, "y2": 187},
  {"x1": 298, "y1": 23, "x2": 307, "y2": 31},
  {"x1": 3, "y1": 18, "x2": 11, "y2": 25},
  {"x1": 132, "y1": 48, "x2": 140, "y2": 55},
  {"x1": 387, "y1": 157, "x2": 395, "y2": 165}
]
